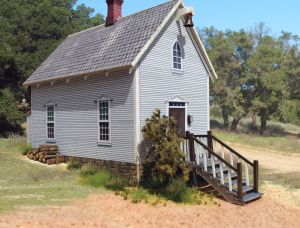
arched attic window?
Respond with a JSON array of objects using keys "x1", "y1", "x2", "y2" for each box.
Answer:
[{"x1": 173, "y1": 42, "x2": 182, "y2": 70}]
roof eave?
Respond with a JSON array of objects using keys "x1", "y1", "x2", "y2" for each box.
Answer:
[{"x1": 23, "y1": 65, "x2": 133, "y2": 87}]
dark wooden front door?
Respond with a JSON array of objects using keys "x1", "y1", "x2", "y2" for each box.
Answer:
[{"x1": 169, "y1": 108, "x2": 185, "y2": 136}]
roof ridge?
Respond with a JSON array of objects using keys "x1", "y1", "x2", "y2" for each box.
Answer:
[{"x1": 68, "y1": 0, "x2": 178, "y2": 38}]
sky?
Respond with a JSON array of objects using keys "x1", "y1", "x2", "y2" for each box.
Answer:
[{"x1": 76, "y1": 0, "x2": 300, "y2": 36}]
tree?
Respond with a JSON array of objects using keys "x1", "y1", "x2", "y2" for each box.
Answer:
[
  {"x1": 142, "y1": 109, "x2": 189, "y2": 185},
  {"x1": 246, "y1": 36, "x2": 289, "y2": 133},
  {"x1": 0, "y1": 0, "x2": 104, "y2": 135},
  {"x1": 0, "y1": 88, "x2": 23, "y2": 136},
  {"x1": 200, "y1": 27, "x2": 254, "y2": 130}
]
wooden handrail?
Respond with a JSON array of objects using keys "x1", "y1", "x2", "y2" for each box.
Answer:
[
  {"x1": 190, "y1": 133, "x2": 237, "y2": 172},
  {"x1": 211, "y1": 135, "x2": 254, "y2": 167},
  {"x1": 193, "y1": 135, "x2": 208, "y2": 138}
]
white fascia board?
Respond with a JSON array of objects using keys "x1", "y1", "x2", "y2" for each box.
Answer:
[
  {"x1": 130, "y1": 0, "x2": 183, "y2": 70},
  {"x1": 189, "y1": 27, "x2": 218, "y2": 81}
]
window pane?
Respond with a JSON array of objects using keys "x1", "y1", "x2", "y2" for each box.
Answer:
[
  {"x1": 99, "y1": 122, "x2": 110, "y2": 141},
  {"x1": 47, "y1": 123, "x2": 54, "y2": 139},
  {"x1": 98, "y1": 101, "x2": 110, "y2": 142},
  {"x1": 173, "y1": 42, "x2": 182, "y2": 70}
]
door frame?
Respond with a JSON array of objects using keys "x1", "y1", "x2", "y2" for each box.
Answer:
[{"x1": 165, "y1": 96, "x2": 189, "y2": 132}]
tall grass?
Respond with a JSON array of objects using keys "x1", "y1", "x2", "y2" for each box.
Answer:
[
  {"x1": 213, "y1": 129, "x2": 300, "y2": 154},
  {"x1": 80, "y1": 165, "x2": 128, "y2": 191}
]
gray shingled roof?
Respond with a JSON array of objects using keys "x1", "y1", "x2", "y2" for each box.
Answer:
[{"x1": 24, "y1": 0, "x2": 179, "y2": 85}]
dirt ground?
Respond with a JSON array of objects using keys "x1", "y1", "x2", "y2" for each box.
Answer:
[{"x1": 1, "y1": 143, "x2": 300, "y2": 228}]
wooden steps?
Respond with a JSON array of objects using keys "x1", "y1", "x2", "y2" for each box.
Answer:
[
  {"x1": 242, "y1": 192, "x2": 263, "y2": 203},
  {"x1": 185, "y1": 131, "x2": 262, "y2": 205}
]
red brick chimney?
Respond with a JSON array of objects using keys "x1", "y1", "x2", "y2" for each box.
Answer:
[{"x1": 106, "y1": 0, "x2": 123, "y2": 27}]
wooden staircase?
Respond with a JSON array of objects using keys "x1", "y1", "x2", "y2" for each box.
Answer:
[{"x1": 182, "y1": 131, "x2": 262, "y2": 205}]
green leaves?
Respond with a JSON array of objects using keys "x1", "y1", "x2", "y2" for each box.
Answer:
[
  {"x1": 200, "y1": 24, "x2": 300, "y2": 133},
  {"x1": 142, "y1": 109, "x2": 189, "y2": 185},
  {"x1": 0, "y1": 0, "x2": 105, "y2": 135}
]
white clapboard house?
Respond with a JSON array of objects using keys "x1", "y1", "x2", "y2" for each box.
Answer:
[{"x1": 25, "y1": 0, "x2": 262, "y2": 204}]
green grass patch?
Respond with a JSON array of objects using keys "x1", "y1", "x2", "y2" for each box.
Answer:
[
  {"x1": 213, "y1": 128, "x2": 300, "y2": 154},
  {"x1": 80, "y1": 167, "x2": 128, "y2": 191},
  {"x1": 67, "y1": 158, "x2": 81, "y2": 170},
  {"x1": 261, "y1": 169, "x2": 300, "y2": 189},
  {"x1": 0, "y1": 138, "x2": 93, "y2": 213}
]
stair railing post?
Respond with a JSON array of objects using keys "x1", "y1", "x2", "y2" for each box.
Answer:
[
  {"x1": 186, "y1": 131, "x2": 195, "y2": 163},
  {"x1": 207, "y1": 131, "x2": 213, "y2": 154},
  {"x1": 237, "y1": 162, "x2": 243, "y2": 199},
  {"x1": 253, "y1": 160, "x2": 259, "y2": 192}
]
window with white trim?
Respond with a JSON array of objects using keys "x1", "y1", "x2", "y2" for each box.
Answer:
[
  {"x1": 98, "y1": 100, "x2": 111, "y2": 143},
  {"x1": 173, "y1": 42, "x2": 182, "y2": 70},
  {"x1": 46, "y1": 105, "x2": 55, "y2": 139}
]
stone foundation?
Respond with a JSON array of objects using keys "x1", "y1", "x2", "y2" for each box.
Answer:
[{"x1": 65, "y1": 156, "x2": 142, "y2": 185}]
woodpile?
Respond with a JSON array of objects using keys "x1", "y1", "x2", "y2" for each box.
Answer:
[{"x1": 27, "y1": 145, "x2": 65, "y2": 165}]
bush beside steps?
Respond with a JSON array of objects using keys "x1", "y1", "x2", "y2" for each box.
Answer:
[{"x1": 77, "y1": 163, "x2": 219, "y2": 206}]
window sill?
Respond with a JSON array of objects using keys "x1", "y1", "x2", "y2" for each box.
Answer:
[
  {"x1": 46, "y1": 139, "x2": 56, "y2": 144},
  {"x1": 97, "y1": 141, "x2": 112, "y2": 147},
  {"x1": 171, "y1": 69, "x2": 184, "y2": 75}
]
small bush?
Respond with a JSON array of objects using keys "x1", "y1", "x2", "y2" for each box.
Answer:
[
  {"x1": 80, "y1": 169, "x2": 128, "y2": 191},
  {"x1": 20, "y1": 143, "x2": 33, "y2": 155},
  {"x1": 105, "y1": 175, "x2": 128, "y2": 191},
  {"x1": 80, "y1": 163, "x2": 98, "y2": 177},
  {"x1": 67, "y1": 158, "x2": 81, "y2": 170},
  {"x1": 165, "y1": 178, "x2": 192, "y2": 203},
  {"x1": 81, "y1": 171, "x2": 111, "y2": 188},
  {"x1": 131, "y1": 188, "x2": 149, "y2": 203}
]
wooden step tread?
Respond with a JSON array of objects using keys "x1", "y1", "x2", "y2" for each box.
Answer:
[
  {"x1": 242, "y1": 192, "x2": 262, "y2": 203},
  {"x1": 232, "y1": 185, "x2": 254, "y2": 194},
  {"x1": 215, "y1": 167, "x2": 230, "y2": 173}
]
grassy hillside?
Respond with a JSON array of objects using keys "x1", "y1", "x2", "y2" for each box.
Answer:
[{"x1": 0, "y1": 137, "x2": 94, "y2": 213}]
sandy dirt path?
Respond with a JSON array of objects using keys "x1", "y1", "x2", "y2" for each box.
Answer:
[
  {"x1": 0, "y1": 185, "x2": 299, "y2": 228},
  {"x1": 226, "y1": 142, "x2": 300, "y2": 173}
]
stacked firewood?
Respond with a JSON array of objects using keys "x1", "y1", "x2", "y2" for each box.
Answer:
[{"x1": 27, "y1": 145, "x2": 65, "y2": 165}]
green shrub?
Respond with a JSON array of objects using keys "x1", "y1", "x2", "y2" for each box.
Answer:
[
  {"x1": 142, "y1": 109, "x2": 189, "y2": 186},
  {"x1": 80, "y1": 163, "x2": 98, "y2": 177},
  {"x1": 20, "y1": 143, "x2": 33, "y2": 155},
  {"x1": 80, "y1": 169, "x2": 128, "y2": 191},
  {"x1": 67, "y1": 158, "x2": 81, "y2": 170},
  {"x1": 105, "y1": 175, "x2": 128, "y2": 191},
  {"x1": 81, "y1": 171, "x2": 111, "y2": 188},
  {"x1": 165, "y1": 178, "x2": 192, "y2": 203},
  {"x1": 131, "y1": 188, "x2": 149, "y2": 203}
]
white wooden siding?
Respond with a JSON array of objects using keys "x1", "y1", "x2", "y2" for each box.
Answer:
[
  {"x1": 139, "y1": 17, "x2": 210, "y2": 143},
  {"x1": 31, "y1": 70, "x2": 135, "y2": 163},
  {"x1": 26, "y1": 113, "x2": 32, "y2": 144}
]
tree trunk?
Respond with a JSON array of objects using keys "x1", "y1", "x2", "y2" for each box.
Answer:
[
  {"x1": 251, "y1": 114, "x2": 257, "y2": 130},
  {"x1": 260, "y1": 114, "x2": 267, "y2": 135},
  {"x1": 230, "y1": 118, "x2": 240, "y2": 131},
  {"x1": 221, "y1": 106, "x2": 229, "y2": 129}
]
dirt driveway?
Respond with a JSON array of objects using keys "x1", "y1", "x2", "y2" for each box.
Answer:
[
  {"x1": 0, "y1": 143, "x2": 300, "y2": 228},
  {"x1": 0, "y1": 185, "x2": 299, "y2": 228}
]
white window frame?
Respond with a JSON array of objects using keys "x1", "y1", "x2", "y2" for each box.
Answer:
[
  {"x1": 172, "y1": 41, "x2": 183, "y2": 71},
  {"x1": 46, "y1": 104, "x2": 55, "y2": 142},
  {"x1": 96, "y1": 97, "x2": 112, "y2": 146}
]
